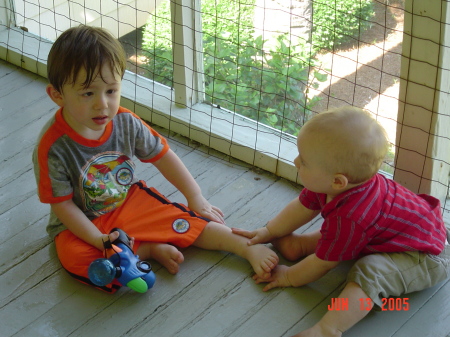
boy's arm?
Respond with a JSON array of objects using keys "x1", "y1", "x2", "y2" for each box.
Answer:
[
  {"x1": 255, "y1": 254, "x2": 340, "y2": 291},
  {"x1": 51, "y1": 199, "x2": 112, "y2": 250},
  {"x1": 152, "y1": 149, "x2": 224, "y2": 223},
  {"x1": 232, "y1": 197, "x2": 320, "y2": 244}
]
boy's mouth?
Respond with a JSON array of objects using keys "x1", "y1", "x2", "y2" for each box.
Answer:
[{"x1": 92, "y1": 116, "x2": 108, "y2": 125}]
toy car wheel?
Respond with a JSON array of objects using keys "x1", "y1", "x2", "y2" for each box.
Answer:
[{"x1": 137, "y1": 260, "x2": 152, "y2": 272}]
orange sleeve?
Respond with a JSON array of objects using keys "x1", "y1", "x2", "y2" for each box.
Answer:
[{"x1": 35, "y1": 112, "x2": 74, "y2": 204}]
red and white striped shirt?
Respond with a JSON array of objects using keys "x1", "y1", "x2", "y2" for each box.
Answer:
[{"x1": 299, "y1": 174, "x2": 446, "y2": 261}]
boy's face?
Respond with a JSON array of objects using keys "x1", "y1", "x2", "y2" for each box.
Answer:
[
  {"x1": 294, "y1": 130, "x2": 335, "y2": 194},
  {"x1": 47, "y1": 63, "x2": 121, "y2": 140}
]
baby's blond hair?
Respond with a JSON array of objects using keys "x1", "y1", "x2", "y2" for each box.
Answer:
[{"x1": 301, "y1": 106, "x2": 389, "y2": 183}]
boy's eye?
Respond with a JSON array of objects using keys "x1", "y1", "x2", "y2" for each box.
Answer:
[
  {"x1": 107, "y1": 89, "x2": 116, "y2": 94},
  {"x1": 82, "y1": 92, "x2": 94, "y2": 97}
]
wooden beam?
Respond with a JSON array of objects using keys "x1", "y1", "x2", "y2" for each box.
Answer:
[
  {"x1": 171, "y1": 0, "x2": 203, "y2": 107},
  {"x1": 394, "y1": 0, "x2": 450, "y2": 203}
]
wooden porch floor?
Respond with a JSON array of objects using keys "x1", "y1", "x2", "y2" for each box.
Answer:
[{"x1": 1, "y1": 59, "x2": 449, "y2": 337}]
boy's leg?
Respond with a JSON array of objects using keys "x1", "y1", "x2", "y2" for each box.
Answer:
[
  {"x1": 99, "y1": 181, "x2": 211, "y2": 275},
  {"x1": 55, "y1": 229, "x2": 122, "y2": 293},
  {"x1": 192, "y1": 221, "x2": 279, "y2": 279},
  {"x1": 295, "y1": 282, "x2": 372, "y2": 337},
  {"x1": 272, "y1": 229, "x2": 321, "y2": 261}
]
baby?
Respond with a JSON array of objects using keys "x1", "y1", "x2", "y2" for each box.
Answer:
[{"x1": 233, "y1": 106, "x2": 450, "y2": 336}]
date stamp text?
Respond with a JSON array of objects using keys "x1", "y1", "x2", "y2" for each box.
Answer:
[{"x1": 328, "y1": 297, "x2": 410, "y2": 311}]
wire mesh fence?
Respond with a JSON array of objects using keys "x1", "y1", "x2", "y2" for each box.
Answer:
[{"x1": 2, "y1": 0, "x2": 450, "y2": 214}]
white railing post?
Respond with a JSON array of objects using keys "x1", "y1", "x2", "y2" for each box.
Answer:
[
  {"x1": 394, "y1": 0, "x2": 450, "y2": 203},
  {"x1": 0, "y1": 0, "x2": 15, "y2": 32},
  {"x1": 171, "y1": 0, "x2": 203, "y2": 107}
]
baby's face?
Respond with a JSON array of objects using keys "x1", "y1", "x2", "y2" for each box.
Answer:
[
  {"x1": 58, "y1": 63, "x2": 122, "y2": 139},
  {"x1": 294, "y1": 130, "x2": 335, "y2": 194}
]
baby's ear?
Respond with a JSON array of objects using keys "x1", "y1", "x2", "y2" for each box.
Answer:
[
  {"x1": 46, "y1": 84, "x2": 64, "y2": 107},
  {"x1": 332, "y1": 174, "x2": 348, "y2": 191}
]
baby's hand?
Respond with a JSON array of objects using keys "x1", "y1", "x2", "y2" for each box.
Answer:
[
  {"x1": 253, "y1": 265, "x2": 292, "y2": 292},
  {"x1": 188, "y1": 194, "x2": 225, "y2": 224},
  {"x1": 231, "y1": 227, "x2": 273, "y2": 245}
]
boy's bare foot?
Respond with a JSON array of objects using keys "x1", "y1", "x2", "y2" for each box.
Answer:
[
  {"x1": 137, "y1": 242, "x2": 184, "y2": 274},
  {"x1": 244, "y1": 244, "x2": 279, "y2": 279},
  {"x1": 191, "y1": 221, "x2": 278, "y2": 278}
]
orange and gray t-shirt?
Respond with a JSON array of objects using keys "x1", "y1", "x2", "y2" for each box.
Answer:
[{"x1": 33, "y1": 106, "x2": 169, "y2": 239}]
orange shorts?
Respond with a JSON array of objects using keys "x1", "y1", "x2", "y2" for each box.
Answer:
[{"x1": 54, "y1": 180, "x2": 210, "y2": 293}]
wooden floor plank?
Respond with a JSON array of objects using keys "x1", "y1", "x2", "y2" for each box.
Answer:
[
  {"x1": 0, "y1": 67, "x2": 42, "y2": 107},
  {"x1": 391, "y1": 279, "x2": 450, "y2": 337}
]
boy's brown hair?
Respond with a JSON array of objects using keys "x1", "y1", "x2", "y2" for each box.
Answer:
[
  {"x1": 47, "y1": 25, "x2": 127, "y2": 93},
  {"x1": 302, "y1": 106, "x2": 389, "y2": 184}
]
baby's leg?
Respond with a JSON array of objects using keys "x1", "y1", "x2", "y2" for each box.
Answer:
[
  {"x1": 272, "y1": 229, "x2": 321, "y2": 261},
  {"x1": 136, "y1": 242, "x2": 185, "y2": 275},
  {"x1": 193, "y1": 221, "x2": 279, "y2": 279},
  {"x1": 295, "y1": 282, "x2": 372, "y2": 337}
]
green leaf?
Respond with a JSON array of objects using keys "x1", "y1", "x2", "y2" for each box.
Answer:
[{"x1": 314, "y1": 71, "x2": 328, "y2": 82}]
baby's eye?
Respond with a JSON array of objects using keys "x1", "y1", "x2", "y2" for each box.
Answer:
[
  {"x1": 107, "y1": 89, "x2": 116, "y2": 94},
  {"x1": 82, "y1": 92, "x2": 94, "y2": 97}
]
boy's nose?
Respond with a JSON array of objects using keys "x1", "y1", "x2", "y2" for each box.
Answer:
[{"x1": 95, "y1": 95, "x2": 108, "y2": 109}]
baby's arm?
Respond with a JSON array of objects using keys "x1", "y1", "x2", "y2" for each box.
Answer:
[
  {"x1": 232, "y1": 197, "x2": 319, "y2": 244},
  {"x1": 152, "y1": 149, "x2": 224, "y2": 224},
  {"x1": 254, "y1": 254, "x2": 339, "y2": 291},
  {"x1": 51, "y1": 199, "x2": 115, "y2": 250}
]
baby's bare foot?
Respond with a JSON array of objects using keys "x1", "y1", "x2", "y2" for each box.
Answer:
[
  {"x1": 272, "y1": 233, "x2": 310, "y2": 261},
  {"x1": 245, "y1": 244, "x2": 279, "y2": 279},
  {"x1": 139, "y1": 243, "x2": 184, "y2": 274},
  {"x1": 294, "y1": 323, "x2": 342, "y2": 337}
]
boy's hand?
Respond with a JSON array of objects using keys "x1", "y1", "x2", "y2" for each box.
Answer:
[
  {"x1": 108, "y1": 230, "x2": 120, "y2": 243},
  {"x1": 188, "y1": 194, "x2": 225, "y2": 224},
  {"x1": 231, "y1": 227, "x2": 274, "y2": 245},
  {"x1": 95, "y1": 231, "x2": 120, "y2": 251},
  {"x1": 253, "y1": 265, "x2": 292, "y2": 291},
  {"x1": 97, "y1": 231, "x2": 136, "y2": 251}
]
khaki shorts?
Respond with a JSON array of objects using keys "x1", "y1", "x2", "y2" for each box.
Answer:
[
  {"x1": 347, "y1": 231, "x2": 450, "y2": 308},
  {"x1": 55, "y1": 180, "x2": 210, "y2": 293}
]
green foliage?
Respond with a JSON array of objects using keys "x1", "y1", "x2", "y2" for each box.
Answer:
[
  {"x1": 204, "y1": 33, "x2": 326, "y2": 135},
  {"x1": 141, "y1": 1, "x2": 173, "y2": 85},
  {"x1": 142, "y1": 0, "x2": 327, "y2": 135},
  {"x1": 312, "y1": 0, "x2": 375, "y2": 50}
]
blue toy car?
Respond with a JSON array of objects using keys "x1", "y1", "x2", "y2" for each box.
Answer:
[{"x1": 88, "y1": 228, "x2": 156, "y2": 293}]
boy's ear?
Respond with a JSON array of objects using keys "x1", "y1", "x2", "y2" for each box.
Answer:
[
  {"x1": 332, "y1": 174, "x2": 348, "y2": 191},
  {"x1": 46, "y1": 84, "x2": 64, "y2": 107}
]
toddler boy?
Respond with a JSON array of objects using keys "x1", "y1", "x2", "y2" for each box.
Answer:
[{"x1": 33, "y1": 25, "x2": 278, "y2": 293}]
